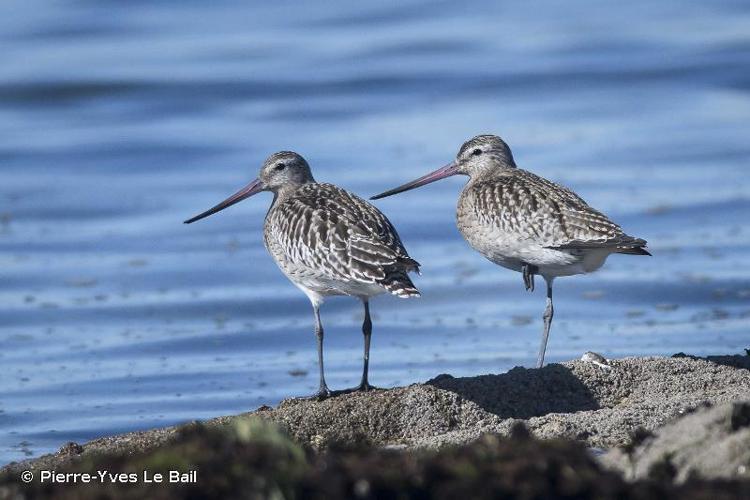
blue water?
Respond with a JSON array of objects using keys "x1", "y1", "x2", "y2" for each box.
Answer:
[{"x1": 1, "y1": 0, "x2": 749, "y2": 464}]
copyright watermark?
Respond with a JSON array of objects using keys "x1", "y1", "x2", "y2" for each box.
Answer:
[{"x1": 18, "y1": 469, "x2": 197, "y2": 485}]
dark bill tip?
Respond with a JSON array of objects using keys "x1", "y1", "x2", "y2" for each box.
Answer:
[
  {"x1": 184, "y1": 178, "x2": 264, "y2": 224},
  {"x1": 370, "y1": 161, "x2": 459, "y2": 200}
]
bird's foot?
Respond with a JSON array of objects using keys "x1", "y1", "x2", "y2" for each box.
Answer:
[
  {"x1": 338, "y1": 381, "x2": 381, "y2": 394},
  {"x1": 522, "y1": 263, "x2": 538, "y2": 292},
  {"x1": 303, "y1": 386, "x2": 333, "y2": 401}
]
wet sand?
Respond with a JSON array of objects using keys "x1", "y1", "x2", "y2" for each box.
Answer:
[{"x1": 3, "y1": 353, "x2": 749, "y2": 480}]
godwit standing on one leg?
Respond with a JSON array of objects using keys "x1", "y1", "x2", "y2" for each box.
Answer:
[
  {"x1": 185, "y1": 151, "x2": 420, "y2": 398},
  {"x1": 371, "y1": 135, "x2": 650, "y2": 368}
]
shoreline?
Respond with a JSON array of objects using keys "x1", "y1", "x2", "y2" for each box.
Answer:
[{"x1": 3, "y1": 352, "x2": 749, "y2": 477}]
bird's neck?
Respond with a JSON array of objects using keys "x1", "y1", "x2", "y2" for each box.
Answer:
[
  {"x1": 271, "y1": 180, "x2": 315, "y2": 207},
  {"x1": 467, "y1": 165, "x2": 516, "y2": 185}
]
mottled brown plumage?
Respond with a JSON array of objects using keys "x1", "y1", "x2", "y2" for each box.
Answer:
[
  {"x1": 185, "y1": 151, "x2": 420, "y2": 398},
  {"x1": 459, "y1": 168, "x2": 648, "y2": 254},
  {"x1": 265, "y1": 182, "x2": 419, "y2": 298},
  {"x1": 372, "y1": 134, "x2": 650, "y2": 368}
]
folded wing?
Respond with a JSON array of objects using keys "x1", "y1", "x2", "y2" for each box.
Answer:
[
  {"x1": 267, "y1": 183, "x2": 420, "y2": 297},
  {"x1": 467, "y1": 170, "x2": 649, "y2": 253}
]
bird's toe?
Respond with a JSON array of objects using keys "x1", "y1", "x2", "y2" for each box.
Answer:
[
  {"x1": 338, "y1": 382, "x2": 381, "y2": 394},
  {"x1": 302, "y1": 386, "x2": 333, "y2": 401}
]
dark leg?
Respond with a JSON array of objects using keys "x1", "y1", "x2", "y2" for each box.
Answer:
[
  {"x1": 358, "y1": 300, "x2": 373, "y2": 391},
  {"x1": 312, "y1": 303, "x2": 332, "y2": 399},
  {"x1": 342, "y1": 300, "x2": 380, "y2": 393},
  {"x1": 537, "y1": 279, "x2": 554, "y2": 368},
  {"x1": 522, "y1": 262, "x2": 538, "y2": 292}
]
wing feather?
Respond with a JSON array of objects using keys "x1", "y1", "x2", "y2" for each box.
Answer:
[
  {"x1": 463, "y1": 169, "x2": 647, "y2": 250},
  {"x1": 265, "y1": 183, "x2": 420, "y2": 291}
]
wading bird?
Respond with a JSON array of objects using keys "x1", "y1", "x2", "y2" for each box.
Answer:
[
  {"x1": 185, "y1": 151, "x2": 420, "y2": 398},
  {"x1": 372, "y1": 135, "x2": 649, "y2": 368}
]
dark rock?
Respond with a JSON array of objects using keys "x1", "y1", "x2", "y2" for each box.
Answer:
[
  {"x1": 730, "y1": 402, "x2": 750, "y2": 431},
  {"x1": 602, "y1": 401, "x2": 750, "y2": 482}
]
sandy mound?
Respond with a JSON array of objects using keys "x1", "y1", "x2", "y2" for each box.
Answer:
[
  {"x1": 3, "y1": 354, "x2": 749, "y2": 478},
  {"x1": 262, "y1": 355, "x2": 750, "y2": 449}
]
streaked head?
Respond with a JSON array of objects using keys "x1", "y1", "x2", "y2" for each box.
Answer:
[
  {"x1": 258, "y1": 151, "x2": 314, "y2": 191},
  {"x1": 371, "y1": 134, "x2": 516, "y2": 200},
  {"x1": 455, "y1": 134, "x2": 516, "y2": 174},
  {"x1": 184, "y1": 151, "x2": 314, "y2": 224}
]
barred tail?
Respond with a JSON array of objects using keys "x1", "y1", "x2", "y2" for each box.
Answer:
[
  {"x1": 555, "y1": 236, "x2": 651, "y2": 256},
  {"x1": 617, "y1": 246, "x2": 651, "y2": 256},
  {"x1": 616, "y1": 237, "x2": 651, "y2": 256},
  {"x1": 380, "y1": 271, "x2": 420, "y2": 298}
]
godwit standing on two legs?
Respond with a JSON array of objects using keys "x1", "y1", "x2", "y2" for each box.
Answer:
[
  {"x1": 372, "y1": 135, "x2": 650, "y2": 368},
  {"x1": 185, "y1": 151, "x2": 420, "y2": 398}
]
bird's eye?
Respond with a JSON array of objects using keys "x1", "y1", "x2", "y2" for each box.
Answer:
[
  {"x1": 274, "y1": 163, "x2": 286, "y2": 171},
  {"x1": 472, "y1": 148, "x2": 482, "y2": 156}
]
